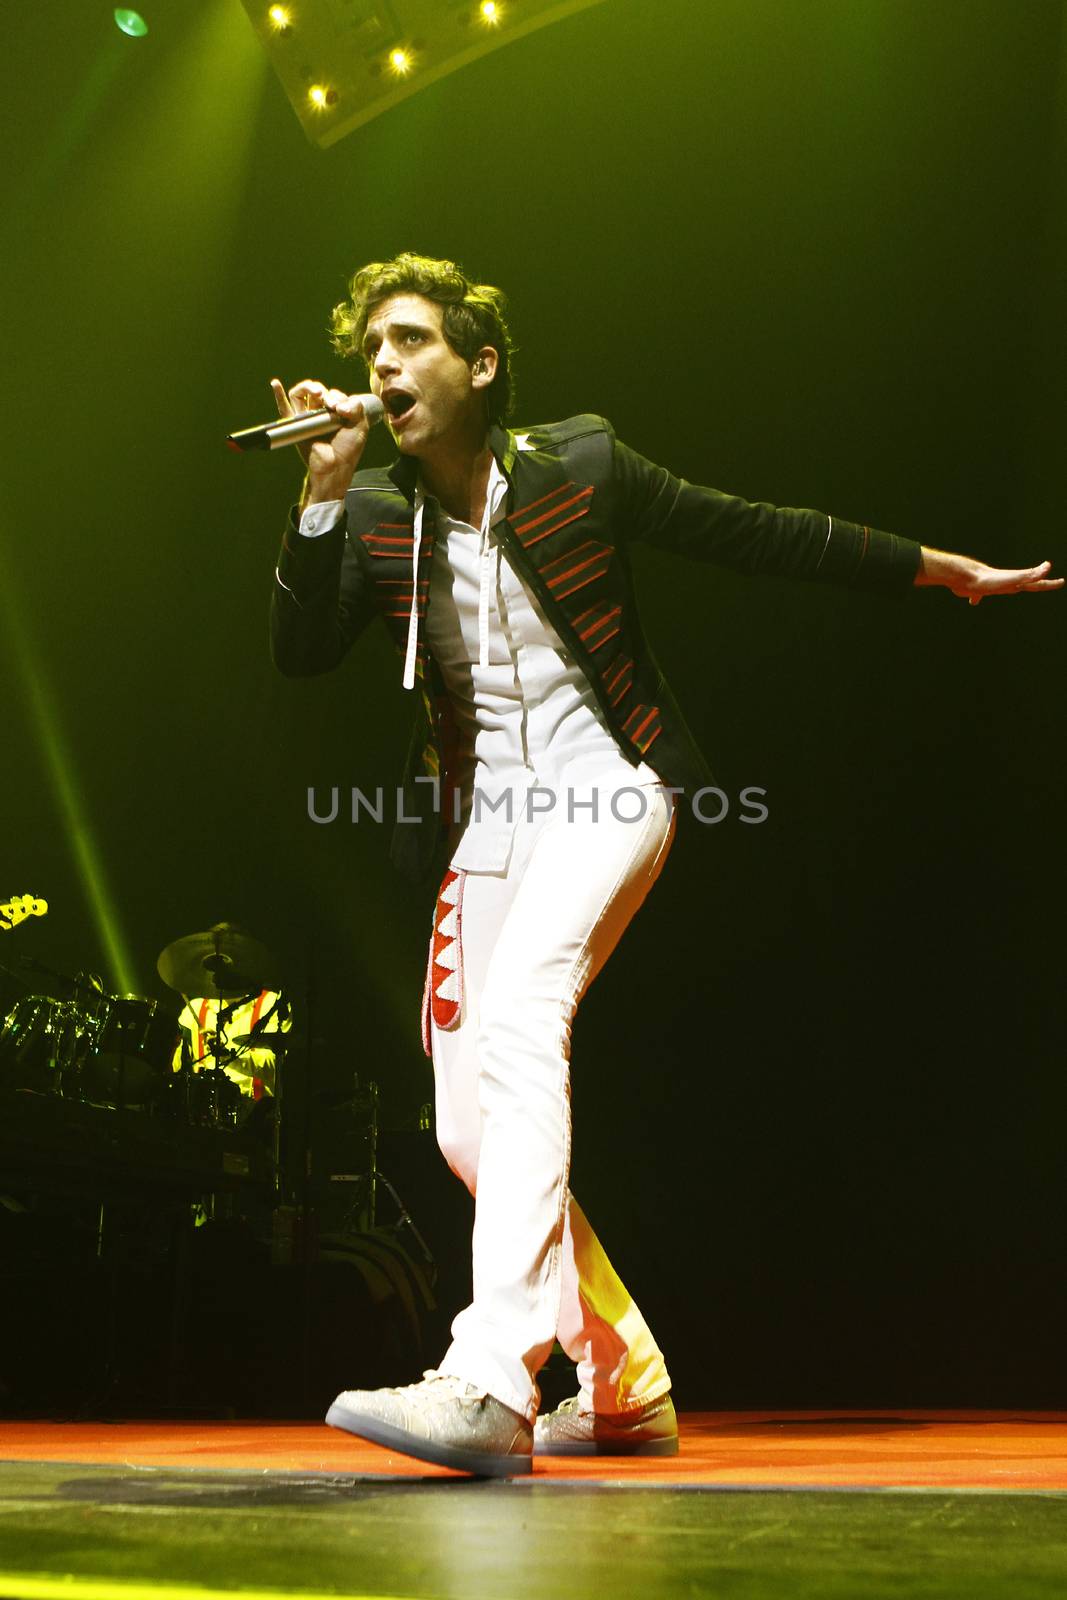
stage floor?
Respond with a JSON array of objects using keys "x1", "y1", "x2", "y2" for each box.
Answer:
[{"x1": 1, "y1": 1413, "x2": 1065, "y2": 1600}]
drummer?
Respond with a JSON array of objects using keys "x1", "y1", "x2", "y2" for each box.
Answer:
[
  {"x1": 160, "y1": 921, "x2": 290, "y2": 1100},
  {"x1": 172, "y1": 987, "x2": 289, "y2": 1099}
]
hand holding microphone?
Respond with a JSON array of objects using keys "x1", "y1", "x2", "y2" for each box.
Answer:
[{"x1": 228, "y1": 379, "x2": 385, "y2": 505}]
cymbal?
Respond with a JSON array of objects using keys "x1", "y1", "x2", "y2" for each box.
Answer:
[
  {"x1": 6, "y1": 955, "x2": 78, "y2": 1001},
  {"x1": 5, "y1": 956, "x2": 105, "y2": 1005},
  {"x1": 157, "y1": 927, "x2": 283, "y2": 999}
]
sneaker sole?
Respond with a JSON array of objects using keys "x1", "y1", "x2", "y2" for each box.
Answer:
[
  {"x1": 534, "y1": 1433, "x2": 679, "y2": 1457},
  {"x1": 326, "y1": 1401, "x2": 533, "y2": 1478}
]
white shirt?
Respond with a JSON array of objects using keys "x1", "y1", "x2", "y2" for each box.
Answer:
[{"x1": 299, "y1": 455, "x2": 660, "y2": 873}]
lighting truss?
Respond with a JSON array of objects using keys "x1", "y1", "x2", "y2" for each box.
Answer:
[{"x1": 239, "y1": 0, "x2": 611, "y2": 148}]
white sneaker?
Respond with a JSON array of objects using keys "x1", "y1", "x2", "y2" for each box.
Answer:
[
  {"x1": 327, "y1": 1370, "x2": 533, "y2": 1477},
  {"x1": 534, "y1": 1393, "x2": 678, "y2": 1456}
]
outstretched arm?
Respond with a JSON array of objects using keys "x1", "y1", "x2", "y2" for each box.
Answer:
[
  {"x1": 914, "y1": 549, "x2": 1062, "y2": 605},
  {"x1": 615, "y1": 436, "x2": 1062, "y2": 603}
]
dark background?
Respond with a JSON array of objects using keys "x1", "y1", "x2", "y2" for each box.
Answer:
[{"x1": 1, "y1": 0, "x2": 1064, "y2": 1407}]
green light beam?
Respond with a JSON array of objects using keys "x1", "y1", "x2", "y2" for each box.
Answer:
[
  {"x1": 0, "y1": 545, "x2": 137, "y2": 995},
  {"x1": 19, "y1": 35, "x2": 130, "y2": 200}
]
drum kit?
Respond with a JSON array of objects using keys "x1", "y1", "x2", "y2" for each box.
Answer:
[
  {"x1": 2, "y1": 905, "x2": 437, "y2": 1384},
  {"x1": 0, "y1": 924, "x2": 286, "y2": 1132}
]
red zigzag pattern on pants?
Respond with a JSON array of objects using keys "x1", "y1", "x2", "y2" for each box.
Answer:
[{"x1": 422, "y1": 868, "x2": 464, "y2": 1055}]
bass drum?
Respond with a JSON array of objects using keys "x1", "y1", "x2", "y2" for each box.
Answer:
[
  {"x1": 83, "y1": 995, "x2": 180, "y2": 1107},
  {"x1": 0, "y1": 995, "x2": 99, "y2": 1096},
  {"x1": 184, "y1": 1065, "x2": 242, "y2": 1129}
]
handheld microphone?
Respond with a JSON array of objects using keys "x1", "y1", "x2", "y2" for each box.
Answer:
[{"x1": 227, "y1": 394, "x2": 385, "y2": 453}]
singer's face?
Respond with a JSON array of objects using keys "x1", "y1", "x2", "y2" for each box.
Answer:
[{"x1": 363, "y1": 293, "x2": 483, "y2": 457}]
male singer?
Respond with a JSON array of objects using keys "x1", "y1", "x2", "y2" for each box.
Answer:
[{"x1": 269, "y1": 252, "x2": 1060, "y2": 1476}]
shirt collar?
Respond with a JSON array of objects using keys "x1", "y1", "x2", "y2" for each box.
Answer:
[
  {"x1": 421, "y1": 455, "x2": 509, "y2": 533},
  {"x1": 387, "y1": 421, "x2": 517, "y2": 504}
]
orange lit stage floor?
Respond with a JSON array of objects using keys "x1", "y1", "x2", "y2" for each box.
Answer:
[
  {"x1": 3, "y1": 1411, "x2": 1066, "y2": 1490},
  {"x1": 4, "y1": 1416, "x2": 1067, "y2": 1600}
]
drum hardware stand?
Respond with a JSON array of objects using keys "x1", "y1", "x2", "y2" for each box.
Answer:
[
  {"x1": 77, "y1": 1194, "x2": 156, "y2": 1420},
  {"x1": 234, "y1": 1023, "x2": 287, "y2": 1204},
  {"x1": 333, "y1": 1077, "x2": 435, "y2": 1271},
  {"x1": 75, "y1": 1200, "x2": 120, "y2": 1419}
]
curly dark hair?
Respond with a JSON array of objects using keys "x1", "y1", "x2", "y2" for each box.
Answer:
[{"x1": 330, "y1": 252, "x2": 515, "y2": 423}]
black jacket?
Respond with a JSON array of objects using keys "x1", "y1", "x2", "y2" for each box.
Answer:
[{"x1": 271, "y1": 414, "x2": 921, "y2": 880}]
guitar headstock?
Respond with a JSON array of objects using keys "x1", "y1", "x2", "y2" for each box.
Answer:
[{"x1": 0, "y1": 894, "x2": 49, "y2": 932}]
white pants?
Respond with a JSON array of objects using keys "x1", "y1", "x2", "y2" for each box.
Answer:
[{"x1": 431, "y1": 783, "x2": 676, "y2": 1422}]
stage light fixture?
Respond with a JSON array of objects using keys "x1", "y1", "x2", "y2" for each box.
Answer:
[
  {"x1": 240, "y1": 0, "x2": 610, "y2": 147},
  {"x1": 268, "y1": 5, "x2": 291, "y2": 31},
  {"x1": 114, "y1": 9, "x2": 149, "y2": 37}
]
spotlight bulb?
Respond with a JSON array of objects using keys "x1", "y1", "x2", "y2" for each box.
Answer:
[
  {"x1": 479, "y1": 1, "x2": 501, "y2": 22},
  {"x1": 388, "y1": 46, "x2": 413, "y2": 75},
  {"x1": 268, "y1": 4, "x2": 290, "y2": 29},
  {"x1": 114, "y1": 9, "x2": 148, "y2": 36}
]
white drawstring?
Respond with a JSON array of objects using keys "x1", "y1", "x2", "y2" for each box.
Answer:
[
  {"x1": 476, "y1": 464, "x2": 508, "y2": 671},
  {"x1": 405, "y1": 461, "x2": 506, "y2": 689},
  {"x1": 477, "y1": 518, "x2": 492, "y2": 671},
  {"x1": 402, "y1": 489, "x2": 425, "y2": 691}
]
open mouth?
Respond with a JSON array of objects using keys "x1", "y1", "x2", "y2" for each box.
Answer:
[{"x1": 385, "y1": 391, "x2": 416, "y2": 421}]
